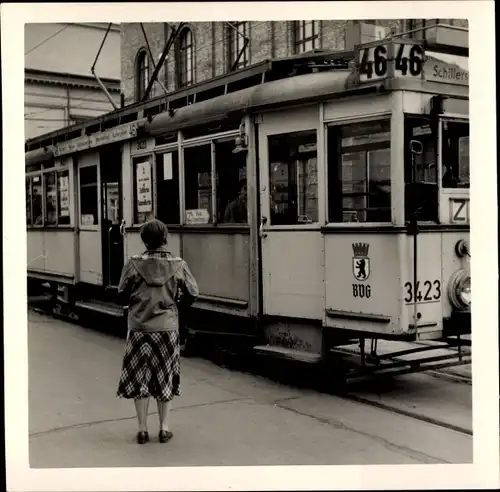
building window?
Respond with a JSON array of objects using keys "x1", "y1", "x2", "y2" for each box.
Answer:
[
  {"x1": 268, "y1": 130, "x2": 319, "y2": 225},
  {"x1": 328, "y1": 120, "x2": 391, "y2": 223},
  {"x1": 294, "y1": 20, "x2": 320, "y2": 54},
  {"x1": 136, "y1": 49, "x2": 150, "y2": 101},
  {"x1": 228, "y1": 22, "x2": 249, "y2": 70},
  {"x1": 133, "y1": 156, "x2": 154, "y2": 224},
  {"x1": 177, "y1": 27, "x2": 194, "y2": 88},
  {"x1": 156, "y1": 150, "x2": 180, "y2": 225},
  {"x1": 215, "y1": 140, "x2": 247, "y2": 223},
  {"x1": 79, "y1": 165, "x2": 99, "y2": 226}
]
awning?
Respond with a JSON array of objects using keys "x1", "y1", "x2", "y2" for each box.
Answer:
[{"x1": 145, "y1": 70, "x2": 380, "y2": 136}]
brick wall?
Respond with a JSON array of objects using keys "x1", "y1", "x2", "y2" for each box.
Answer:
[
  {"x1": 121, "y1": 19, "x2": 467, "y2": 104},
  {"x1": 121, "y1": 22, "x2": 167, "y2": 105},
  {"x1": 250, "y1": 21, "x2": 273, "y2": 64}
]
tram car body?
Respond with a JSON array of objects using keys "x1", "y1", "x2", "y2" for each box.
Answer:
[{"x1": 26, "y1": 27, "x2": 470, "y2": 370}]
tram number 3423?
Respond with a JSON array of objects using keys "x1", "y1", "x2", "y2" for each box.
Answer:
[
  {"x1": 404, "y1": 280, "x2": 441, "y2": 304},
  {"x1": 359, "y1": 44, "x2": 424, "y2": 80}
]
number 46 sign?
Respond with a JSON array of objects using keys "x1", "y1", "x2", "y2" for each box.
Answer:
[{"x1": 358, "y1": 41, "x2": 425, "y2": 82}]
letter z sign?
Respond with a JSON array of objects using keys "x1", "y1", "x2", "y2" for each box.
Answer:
[{"x1": 450, "y1": 198, "x2": 469, "y2": 223}]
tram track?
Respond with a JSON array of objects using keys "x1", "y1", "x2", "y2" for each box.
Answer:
[
  {"x1": 339, "y1": 391, "x2": 472, "y2": 436},
  {"x1": 207, "y1": 344, "x2": 473, "y2": 437}
]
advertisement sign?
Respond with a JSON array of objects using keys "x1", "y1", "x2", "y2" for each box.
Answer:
[
  {"x1": 136, "y1": 160, "x2": 152, "y2": 213},
  {"x1": 163, "y1": 153, "x2": 173, "y2": 180},
  {"x1": 185, "y1": 209, "x2": 210, "y2": 224},
  {"x1": 59, "y1": 175, "x2": 70, "y2": 217}
]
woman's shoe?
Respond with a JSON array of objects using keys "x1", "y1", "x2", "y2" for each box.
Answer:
[
  {"x1": 137, "y1": 431, "x2": 149, "y2": 444},
  {"x1": 159, "y1": 430, "x2": 173, "y2": 443}
]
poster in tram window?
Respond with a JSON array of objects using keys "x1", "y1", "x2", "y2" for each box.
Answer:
[
  {"x1": 59, "y1": 175, "x2": 70, "y2": 217},
  {"x1": 136, "y1": 160, "x2": 153, "y2": 213}
]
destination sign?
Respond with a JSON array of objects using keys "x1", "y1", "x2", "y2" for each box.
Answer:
[
  {"x1": 424, "y1": 52, "x2": 469, "y2": 86},
  {"x1": 54, "y1": 122, "x2": 139, "y2": 157},
  {"x1": 357, "y1": 41, "x2": 425, "y2": 83}
]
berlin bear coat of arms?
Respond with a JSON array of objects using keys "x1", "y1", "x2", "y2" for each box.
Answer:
[{"x1": 352, "y1": 242, "x2": 370, "y2": 281}]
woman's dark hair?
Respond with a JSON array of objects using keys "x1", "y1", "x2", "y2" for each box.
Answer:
[{"x1": 140, "y1": 219, "x2": 168, "y2": 250}]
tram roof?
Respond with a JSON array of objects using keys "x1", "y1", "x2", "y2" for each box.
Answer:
[{"x1": 144, "y1": 70, "x2": 382, "y2": 136}]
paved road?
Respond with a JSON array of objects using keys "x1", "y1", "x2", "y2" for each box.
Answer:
[{"x1": 28, "y1": 311, "x2": 472, "y2": 468}]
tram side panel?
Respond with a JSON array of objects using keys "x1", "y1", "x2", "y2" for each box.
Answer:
[
  {"x1": 182, "y1": 231, "x2": 252, "y2": 316},
  {"x1": 400, "y1": 232, "x2": 444, "y2": 340},
  {"x1": 400, "y1": 229, "x2": 471, "y2": 340},
  {"x1": 27, "y1": 229, "x2": 45, "y2": 272},
  {"x1": 323, "y1": 233, "x2": 404, "y2": 339},
  {"x1": 124, "y1": 230, "x2": 181, "y2": 259}
]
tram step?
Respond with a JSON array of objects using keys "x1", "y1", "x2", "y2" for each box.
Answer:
[
  {"x1": 28, "y1": 295, "x2": 53, "y2": 303},
  {"x1": 74, "y1": 300, "x2": 124, "y2": 318},
  {"x1": 253, "y1": 345, "x2": 321, "y2": 364}
]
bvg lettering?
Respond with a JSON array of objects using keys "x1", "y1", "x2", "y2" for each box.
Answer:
[{"x1": 353, "y1": 284, "x2": 371, "y2": 299}]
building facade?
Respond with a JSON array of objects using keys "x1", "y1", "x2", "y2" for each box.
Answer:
[
  {"x1": 25, "y1": 23, "x2": 121, "y2": 140},
  {"x1": 121, "y1": 19, "x2": 468, "y2": 105}
]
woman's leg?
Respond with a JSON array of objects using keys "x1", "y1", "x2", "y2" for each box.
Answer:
[
  {"x1": 134, "y1": 398, "x2": 150, "y2": 432},
  {"x1": 157, "y1": 399, "x2": 172, "y2": 431}
]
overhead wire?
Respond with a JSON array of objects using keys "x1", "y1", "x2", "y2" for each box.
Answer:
[
  {"x1": 25, "y1": 24, "x2": 71, "y2": 55},
  {"x1": 25, "y1": 22, "x2": 272, "y2": 125}
]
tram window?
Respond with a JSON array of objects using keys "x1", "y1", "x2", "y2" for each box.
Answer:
[
  {"x1": 44, "y1": 172, "x2": 57, "y2": 225},
  {"x1": 57, "y1": 170, "x2": 71, "y2": 225},
  {"x1": 32, "y1": 175, "x2": 43, "y2": 225},
  {"x1": 79, "y1": 165, "x2": 98, "y2": 226},
  {"x1": 442, "y1": 121, "x2": 469, "y2": 189},
  {"x1": 328, "y1": 120, "x2": 391, "y2": 223},
  {"x1": 26, "y1": 163, "x2": 42, "y2": 174},
  {"x1": 268, "y1": 130, "x2": 318, "y2": 225},
  {"x1": 133, "y1": 156, "x2": 155, "y2": 224},
  {"x1": 215, "y1": 140, "x2": 248, "y2": 224},
  {"x1": 156, "y1": 151, "x2": 180, "y2": 225},
  {"x1": 184, "y1": 145, "x2": 213, "y2": 224},
  {"x1": 26, "y1": 178, "x2": 32, "y2": 226}
]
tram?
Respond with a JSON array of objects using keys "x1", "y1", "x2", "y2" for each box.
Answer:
[{"x1": 26, "y1": 24, "x2": 471, "y2": 380}]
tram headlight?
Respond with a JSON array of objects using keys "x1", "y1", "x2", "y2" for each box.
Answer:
[{"x1": 448, "y1": 269, "x2": 471, "y2": 310}]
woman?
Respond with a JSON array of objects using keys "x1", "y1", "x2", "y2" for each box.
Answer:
[{"x1": 116, "y1": 219, "x2": 199, "y2": 444}]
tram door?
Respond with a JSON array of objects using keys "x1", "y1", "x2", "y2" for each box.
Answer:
[
  {"x1": 257, "y1": 108, "x2": 324, "y2": 321},
  {"x1": 100, "y1": 147, "x2": 124, "y2": 288}
]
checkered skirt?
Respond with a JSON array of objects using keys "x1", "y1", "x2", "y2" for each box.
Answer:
[{"x1": 116, "y1": 330, "x2": 181, "y2": 402}]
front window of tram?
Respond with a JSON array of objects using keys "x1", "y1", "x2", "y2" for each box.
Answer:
[
  {"x1": 441, "y1": 121, "x2": 470, "y2": 189},
  {"x1": 404, "y1": 117, "x2": 439, "y2": 222},
  {"x1": 326, "y1": 119, "x2": 391, "y2": 223}
]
